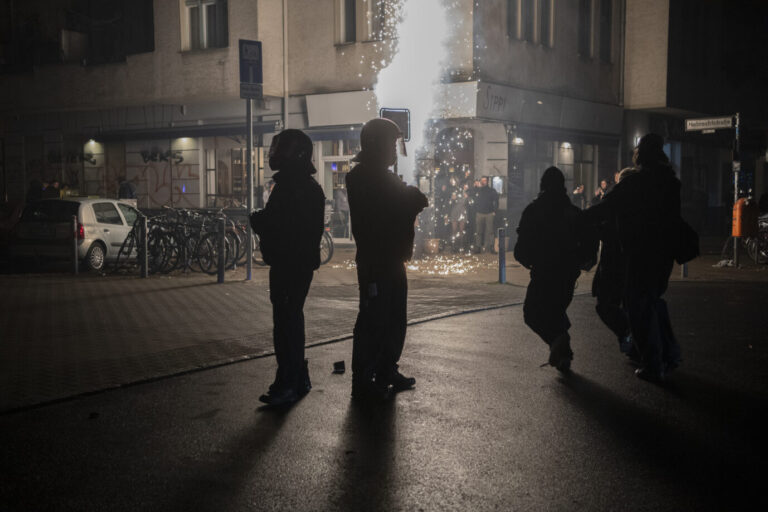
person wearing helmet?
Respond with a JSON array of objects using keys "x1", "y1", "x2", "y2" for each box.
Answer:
[
  {"x1": 250, "y1": 129, "x2": 326, "y2": 406},
  {"x1": 346, "y1": 117, "x2": 428, "y2": 401}
]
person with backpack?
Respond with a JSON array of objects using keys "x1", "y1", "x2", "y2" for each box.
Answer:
[
  {"x1": 514, "y1": 166, "x2": 598, "y2": 372},
  {"x1": 250, "y1": 129, "x2": 325, "y2": 406},
  {"x1": 585, "y1": 133, "x2": 682, "y2": 382}
]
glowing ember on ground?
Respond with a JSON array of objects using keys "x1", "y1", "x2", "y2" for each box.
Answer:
[{"x1": 331, "y1": 253, "x2": 503, "y2": 276}]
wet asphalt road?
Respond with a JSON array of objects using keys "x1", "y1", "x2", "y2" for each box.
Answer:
[{"x1": 1, "y1": 279, "x2": 767, "y2": 511}]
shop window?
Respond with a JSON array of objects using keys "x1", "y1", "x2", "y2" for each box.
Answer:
[
  {"x1": 182, "y1": 0, "x2": 228, "y2": 51},
  {"x1": 366, "y1": 0, "x2": 388, "y2": 41},
  {"x1": 599, "y1": 0, "x2": 612, "y2": 63},
  {"x1": 507, "y1": 0, "x2": 520, "y2": 39},
  {"x1": 578, "y1": 0, "x2": 593, "y2": 58},
  {"x1": 521, "y1": 0, "x2": 535, "y2": 43},
  {"x1": 539, "y1": 0, "x2": 553, "y2": 47},
  {"x1": 338, "y1": 0, "x2": 356, "y2": 43}
]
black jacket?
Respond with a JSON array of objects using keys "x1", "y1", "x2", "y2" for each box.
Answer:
[
  {"x1": 585, "y1": 162, "x2": 681, "y2": 260},
  {"x1": 250, "y1": 168, "x2": 325, "y2": 270},
  {"x1": 346, "y1": 163, "x2": 428, "y2": 266},
  {"x1": 474, "y1": 186, "x2": 498, "y2": 214},
  {"x1": 514, "y1": 191, "x2": 597, "y2": 273}
]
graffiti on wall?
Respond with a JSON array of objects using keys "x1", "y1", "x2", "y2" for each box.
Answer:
[{"x1": 126, "y1": 162, "x2": 200, "y2": 208}]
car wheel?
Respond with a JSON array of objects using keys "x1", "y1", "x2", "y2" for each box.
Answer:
[{"x1": 85, "y1": 242, "x2": 106, "y2": 271}]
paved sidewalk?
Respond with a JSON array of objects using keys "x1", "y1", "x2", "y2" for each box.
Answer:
[{"x1": 1, "y1": 249, "x2": 765, "y2": 413}]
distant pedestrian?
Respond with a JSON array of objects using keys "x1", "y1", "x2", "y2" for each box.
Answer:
[
  {"x1": 118, "y1": 176, "x2": 137, "y2": 199},
  {"x1": 515, "y1": 167, "x2": 598, "y2": 372},
  {"x1": 449, "y1": 190, "x2": 468, "y2": 252},
  {"x1": 572, "y1": 184, "x2": 586, "y2": 209},
  {"x1": 346, "y1": 118, "x2": 428, "y2": 401},
  {"x1": 42, "y1": 180, "x2": 60, "y2": 199},
  {"x1": 334, "y1": 186, "x2": 350, "y2": 237},
  {"x1": 250, "y1": 129, "x2": 325, "y2": 406},
  {"x1": 585, "y1": 134, "x2": 682, "y2": 382},
  {"x1": 474, "y1": 176, "x2": 498, "y2": 253},
  {"x1": 590, "y1": 179, "x2": 609, "y2": 206}
]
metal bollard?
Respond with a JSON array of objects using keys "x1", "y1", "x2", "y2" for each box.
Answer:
[
  {"x1": 139, "y1": 215, "x2": 148, "y2": 278},
  {"x1": 498, "y1": 227, "x2": 506, "y2": 284},
  {"x1": 217, "y1": 216, "x2": 226, "y2": 284},
  {"x1": 72, "y1": 215, "x2": 79, "y2": 275}
]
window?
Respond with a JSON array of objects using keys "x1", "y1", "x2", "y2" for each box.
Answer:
[
  {"x1": 117, "y1": 204, "x2": 138, "y2": 226},
  {"x1": 366, "y1": 0, "x2": 388, "y2": 41},
  {"x1": 599, "y1": 0, "x2": 612, "y2": 63},
  {"x1": 340, "y1": 0, "x2": 356, "y2": 43},
  {"x1": 507, "y1": 0, "x2": 519, "y2": 39},
  {"x1": 182, "y1": 0, "x2": 228, "y2": 51},
  {"x1": 93, "y1": 203, "x2": 123, "y2": 225},
  {"x1": 539, "y1": 0, "x2": 552, "y2": 47},
  {"x1": 521, "y1": 0, "x2": 535, "y2": 42},
  {"x1": 578, "y1": 0, "x2": 593, "y2": 58}
]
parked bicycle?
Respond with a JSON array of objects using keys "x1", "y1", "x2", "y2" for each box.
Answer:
[{"x1": 744, "y1": 214, "x2": 768, "y2": 264}]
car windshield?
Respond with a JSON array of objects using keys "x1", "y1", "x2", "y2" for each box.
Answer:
[{"x1": 21, "y1": 200, "x2": 80, "y2": 223}]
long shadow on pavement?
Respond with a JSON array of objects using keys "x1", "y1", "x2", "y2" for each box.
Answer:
[
  {"x1": 328, "y1": 399, "x2": 397, "y2": 511},
  {"x1": 557, "y1": 373, "x2": 766, "y2": 510},
  {"x1": 169, "y1": 405, "x2": 291, "y2": 511}
]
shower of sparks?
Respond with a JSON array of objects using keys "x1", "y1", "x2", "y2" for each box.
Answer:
[
  {"x1": 370, "y1": 0, "x2": 454, "y2": 184},
  {"x1": 332, "y1": 253, "x2": 504, "y2": 276}
]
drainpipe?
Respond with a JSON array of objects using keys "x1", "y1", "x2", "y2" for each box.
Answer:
[
  {"x1": 282, "y1": 0, "x2": 289, "y2": 130},
  {"x1": 619, "y1": 0, "x2": 627, "y2": 168}
]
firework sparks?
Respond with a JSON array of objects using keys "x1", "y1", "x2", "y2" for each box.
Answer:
[{"x1": 372, "y1": 0, "x2": 454, "y2": 184}]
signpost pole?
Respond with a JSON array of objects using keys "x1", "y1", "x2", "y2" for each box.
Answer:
[
  {"x1": 246, "y1": 98, "x2": 253, "y2": 281},
  {"x1": 239, "y1": 39, "x2": 262, "y2": 281},
  {"x1": 733, "y1": 113, "x2": 741, "y2": 266}
]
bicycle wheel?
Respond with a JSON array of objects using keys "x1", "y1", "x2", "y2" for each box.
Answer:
[
  {"x1": 196, "y1": 232, "x2": 233, "y2": 275},
  {"x1": 320, "y1": 230, "x2": 334, "y2": 265},
  {"x1": 147, "y1": 227, "x2": 172, "y2": 274},
  {"x1": 225, "y1": 230, "x2": 240, "y2": 269},
  {"x1": 113, "y1": 227, "x2": 137, "y2": 272},
  {"x1": 746, "y1": 237, "x2": 768, "y2": 264}
]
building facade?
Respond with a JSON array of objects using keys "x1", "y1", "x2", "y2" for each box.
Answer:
[{"x1": 623, "y1": 0, "x2": 768, "y2": 235}]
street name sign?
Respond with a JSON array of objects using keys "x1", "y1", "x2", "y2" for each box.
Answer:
[
  {"x1": 380, "y1": 108, "x2": 411, "y2": 141},
  {"x1": 685, "y1": 116, "x2": 733, "y2": 132},
  {"x1": 239, "y1": 39, "x2": 263, "y2": 100}
]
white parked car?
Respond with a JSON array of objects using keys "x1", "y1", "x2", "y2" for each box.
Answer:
[{"x1": 10, "y1": 198, "x2": 140, "y2": 271}]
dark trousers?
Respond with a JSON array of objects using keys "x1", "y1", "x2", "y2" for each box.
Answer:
[
  {"x1": 523, "y1": 269, "x2": 579, "y2": 346},
  {"x1": 624, "y1": 257, "x2": 680, "y2": 372},
  {"x1": 592, "y1": 264, "x2": 630, "y2": 340},
  {"x1": 269, "y1": 265, "x2": 314, "y2": 391},
  {"x1": 352, "y1": 262, "x2": 408, "y2": 382}
]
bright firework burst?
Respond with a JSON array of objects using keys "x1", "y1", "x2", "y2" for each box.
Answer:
[{"x1": 371, "y1": 0, "x2": 454, "y2": 184}]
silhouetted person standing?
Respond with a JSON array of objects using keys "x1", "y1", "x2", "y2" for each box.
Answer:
[
  {"x1": 591, "y1": 167, "x2": 638, "y2": 358},
  {"x1": 585, "y1": 134, "x2": 682, "y2": 382},
  {"x1": 250, "y1": 129, "x2": 325, "y2": 406},
  {"x1": 515, "y1": 167, "x2": 596, "y2": 372},
  {"x1": 474, "y1": 177, "x2": 498, "y2": 253},
  {"x1": 346, "y1": 118, "x2": 428, "y2": 400}
]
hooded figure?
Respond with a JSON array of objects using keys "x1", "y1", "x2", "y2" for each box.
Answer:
[
  {"x1": 345, "y1": 117, "x2": 428, "y2": 401},
  {"x1": 250, "y1": 129, "x2": 325, "y2": 406},
  {"x1": 585, "y1": 133, "x2": 682, "y2": 382},
  {"x1": 515, "y1": 166, "x2": 597, "y2": 372},
  {"x1": 591, "y1": 167, "x2": 638, "y2": 358}
]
